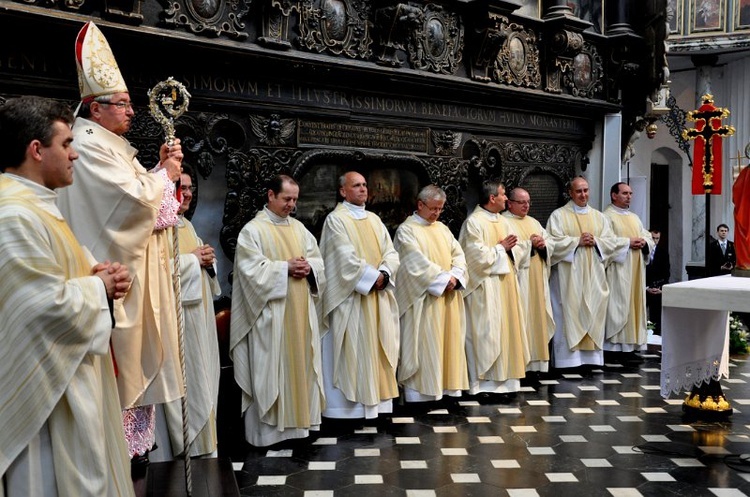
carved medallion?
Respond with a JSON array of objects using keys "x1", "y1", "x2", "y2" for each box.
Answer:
[
  {"x1": 407, "y1": 4, "x2": 463, "y2": 75},
  {"x1": 161, "y1": 0, "x2": 251, "y2": 39},
  {"x1": 494, "y1": 22, "x2": 541, "y2": 88},
  {"x1": 298, "y1": 0, "x2": 372, "y2": 59},
  {"x1": 563, "y1": 42, "x2": 603, "y2": 99}
]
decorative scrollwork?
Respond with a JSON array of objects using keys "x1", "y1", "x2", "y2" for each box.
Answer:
[
  {"x1": 177, "y1": 112, "x2": 246, "y2": 178},
  {"x1": 494, "y1": 21, "x2": 541, "y2": 89},
  {"x1": 661, "y1": 93, "x2": 692, "y2": 167},
  {"x1": 298, "y1": 0, "x2": 372, "y2": 59},
  {"x1": 561, "y1": 41, "x2": 603, "y2": 99},
  {"x1": 497, "y1": 142, "x2": 580, "y2": 188},
  {"x1": 407, "y1": 3, "x2": 463, "y2": 75},
  {"x1": 160, "y1": 0, "x2": 251, "y2": 39},
  {"x1": 462, "y1": 138, "x2": 503, "y2": 179},
  {"x1": 423, "y1": 156, "x2": 469, "y2": 234}
]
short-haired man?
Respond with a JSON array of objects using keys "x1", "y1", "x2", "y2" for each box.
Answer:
[
  {"x1": 708, "y1": 223, "x2": 736, "y2": 276},
  {"x1": 319, "y1": 171, "x2": 400, "y2": 420},
  {"x1": 546, "y1": 177, "x2": 626, "y2": 368},
  {"x1": 503, "y1": 187, "x2": 556, "y2": 374},
  {"x1": 394, "y1": 185, "x2": 468, "y2": 405},
  {"x1": 459, "y1": 180, "x2": 529, "y2": 397},
  {"x1": 0, "y1": 97, "x2": 133, "y2": 496},
  {"x1": 603, "y1": 182, "x2": 654, "y2": 353},
  {"x1": 231, "y1": 175, "x2": 326, "y2": 446},
  {"x1": 162, "y1": 166, "x2": 221, "y2": 457}
]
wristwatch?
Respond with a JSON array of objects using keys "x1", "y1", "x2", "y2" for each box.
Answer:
[{"x1": 379, "y1": 270, "x2": 390, "y2": 288}]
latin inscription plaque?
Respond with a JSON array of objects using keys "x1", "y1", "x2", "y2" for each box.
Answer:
[{"x1": 298, "y1": 121, "x2": 430, "y2": 153}]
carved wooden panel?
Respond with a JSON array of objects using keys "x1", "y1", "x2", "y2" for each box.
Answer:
[
  {"x1": 494, "y1": 21, "x2": 541, "y2": 89},
  {"x1": 298, "y1": 0, "x2": 372, "y2": 59},
  {"x1": 407, "y1": 3, "x2": 463, "y2": 75},
  {"x1": 160, "y1": 0, "x2": 251, "y2": 39}
]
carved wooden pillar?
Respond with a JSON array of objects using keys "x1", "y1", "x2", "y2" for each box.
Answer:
[
  {"x1": 258, "y1": 0, "x2": 299, "y2": 49},
  {"x1": 541, "y1": 0, "x2": 573, "y2": 19},
  {"x1": 605, "y1": 0, "x2": 634, "y2": 35}
]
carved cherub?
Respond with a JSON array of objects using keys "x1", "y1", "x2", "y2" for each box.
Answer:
[{"x1": 249, "y1": 113, "x2": 296, "y2": 146}]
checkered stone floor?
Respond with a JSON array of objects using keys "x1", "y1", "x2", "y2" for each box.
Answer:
[{"x1": 230, "y1": 353, "x2": 750, "y2": 496}]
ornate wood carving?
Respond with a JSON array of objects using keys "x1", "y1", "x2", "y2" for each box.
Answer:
[
  {"x1": 374, "y1": 3, "x2": 424, "y2": 67},
  {"x1": 298, "y1": 0, "x2": 372, "y2": 59},
  {"x1": 160, "y1": 0, "x2": 251, "y2": 39},
  {"x1": 407, "y1": 3, "x2": 463, "y2": 75},
  {"x1": 497, "y1": 141, "x2": 579, "y2": 188},
  {"x1": 249, "y1": 113, "x2": 296, "y2": 146},
  {"x1": 177, "y1": 112, "x2": 246, "y2": 179},
  {"x1": 431, "y1": 130, "x2": 462, "y2": 156},
  {"x1": 221, "y1": 148, "x2": 305, "y2": 258},
  {"x1": 258, "y1": 0, "x2": 299, "y2": 49},
  {"x1": 544, "y1": 29, "x2": 584, "y2": 94},
  {"x1": 468, "y1": 12, "x2": 506, "y2": 82},
  {"x1": 561, "y1": 41, "x2": 603, "y2": 99},
  {"x1": 423, "y1": 155, "x2": 468, "y2": 234},
  {"x1": 494, "y1": 20, "x2": 541, "y2": 88}
]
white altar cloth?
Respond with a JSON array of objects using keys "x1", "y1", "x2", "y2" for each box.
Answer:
[{"x1": 660, "y1": 275, "x2": 750, "y2": 398}]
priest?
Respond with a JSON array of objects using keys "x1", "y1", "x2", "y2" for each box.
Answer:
[
  {"x1": 546, "y1": 177, "x2": 626, "y2": 368},
  {"x1": 459, "y1": 180, "x2": 529, "y2": 397},
  {"x1": 394, "y1": 185, "x2": 468, "y2": 405},
  {"x1": 319, "y1": 171, "x2": 400, "y2": 420},
  {"x1": 231, "y1": 175, "x2": 326, "y2": 446}
]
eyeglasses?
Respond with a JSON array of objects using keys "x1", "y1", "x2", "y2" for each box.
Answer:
[
  {"x1": 509, "y1": 200, "x2": 531, "y2": 206},
  {"x1": 96, "y1": 101, "x2": 133, "y2": 111},
  {"x1": 180, "y1": 185, "x2": 197, "y2": 193}
]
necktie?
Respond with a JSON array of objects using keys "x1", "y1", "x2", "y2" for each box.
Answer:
[{"x1": 721, "y1": 242, "x2": 726, "y2": 255}]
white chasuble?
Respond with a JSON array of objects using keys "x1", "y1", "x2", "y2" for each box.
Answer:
[
  {"x1": 163, "y1": 218, "x2": 221, "y2": 456},
  {"x1": 320, "y1": 204, "x2": 400, "y2": 415},
  {"x1": 546, "y1": 202, "x2": 625, "y2": 367},
  {"x1": 459, "y1": 206, "x2": 529, "y2": 393},
  {"x1": 394, "y1": 215, "x2": 468, "y2": 399},
  {"x1": 503, "y1": 212, "x2": 556, "y2": 372},
  {"x1": 0, "y1": 175, "x2": 132, "y2": 496},
  {"x1": 603, "y1": 206, "x2": 654, "y2": 351},
  {"x1": 57, "y1": 117, "x2": 183, "y2": 408},
  {"x1": 231, "y1": 209, "x2": 325, "y2": 446}
]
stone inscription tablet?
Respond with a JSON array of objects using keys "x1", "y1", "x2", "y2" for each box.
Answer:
[{"x1": 298, "y1": 121, "x2": 429, "y2": 153}]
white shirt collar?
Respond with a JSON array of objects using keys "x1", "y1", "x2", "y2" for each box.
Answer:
[
  {"x1": 412, "y1": 212, "x2": 432, "y2": 225},
  {"x1": 264, "y1": 206, "x2": 291, "y2": 225},
  {"x1": 610, "y1": 204, "x2": 630, "y2": 214},
  {"x1": 572, "y1": 203, "x2": 589, "y2": 214},
  {"x1": 342, "y1": 201, "x2": 368, "y2": 220}
]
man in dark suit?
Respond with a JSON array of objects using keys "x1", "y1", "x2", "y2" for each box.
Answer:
[
  {"x1": 646, "y1": 229, "x2": 670, "y2": 334},
  {"x1": 707, "y1": 224, "x2": 736, "y2": 276}
]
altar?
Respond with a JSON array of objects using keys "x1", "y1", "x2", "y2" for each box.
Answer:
[{"x1": 660, "y1": 275, "x2": 750, "y2": 401}]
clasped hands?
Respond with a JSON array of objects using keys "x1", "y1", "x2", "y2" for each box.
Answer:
[
  {"x1": 288, "y1": 256, "x2": 311, "y2": 279},
  {"x1": 93, "y1": 261, "x2": 131, "y2": 300},
  {"x1": 499, "y1": 234, "x2": 517, "y2": 251},
  {"x1": 629, "y1": 237, "x2": 647, "y2": 250},
  {"x1": 579, "y1": 232, "x2": 596, "y2": 247},
  {"x1": 530, "y1": 233, "x2": 546, "y2": 250}
]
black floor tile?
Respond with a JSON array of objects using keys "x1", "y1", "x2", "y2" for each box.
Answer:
[{"x1": 225, "y1": 353, "x2": 750, "y2": 496}]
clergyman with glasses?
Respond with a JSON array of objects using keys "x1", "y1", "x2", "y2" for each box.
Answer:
[
  {"x1": 57, "y1": 21, "x2": 185, "y2": 473},
  {"x1": 502, "y1": 187, "x2": 557, "y2": 378}
]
